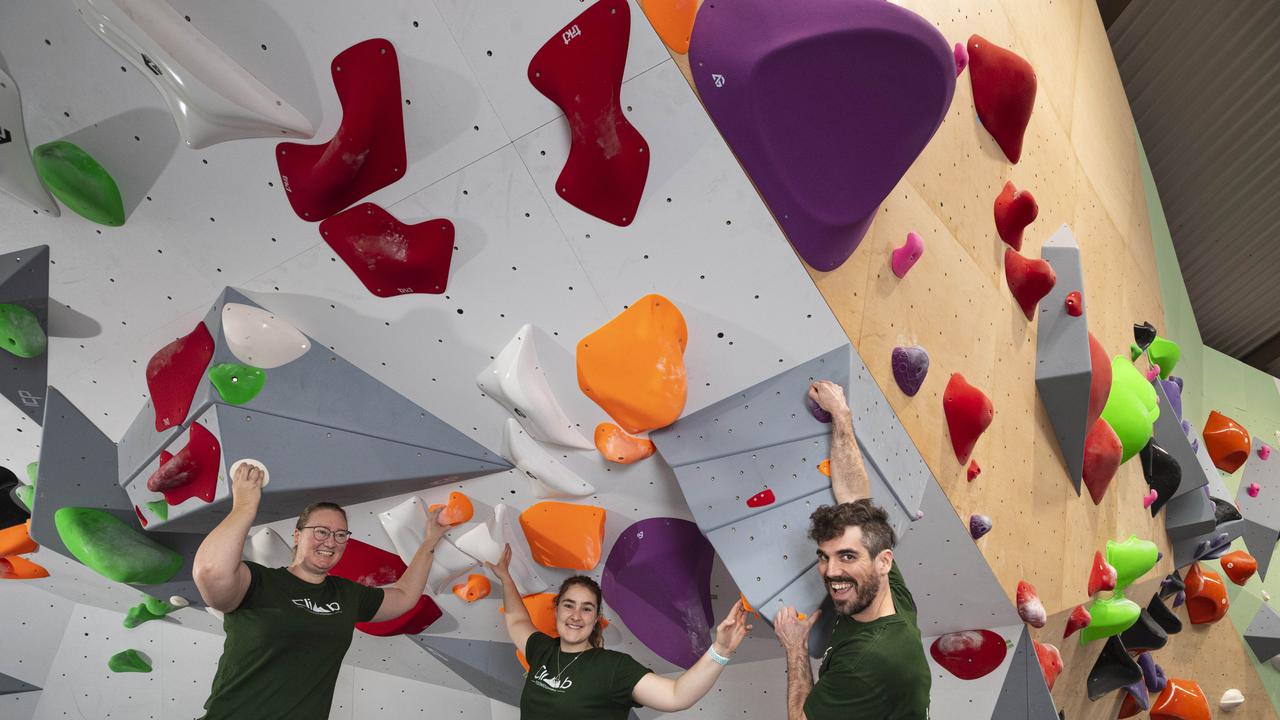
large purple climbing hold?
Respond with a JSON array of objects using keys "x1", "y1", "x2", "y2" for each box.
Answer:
[
  {"x1": 805, "y1": 394, "x2": 832, "y2": 423},
  {"x1": 602, "y1": 518, "x2": 714, "y2": 669},
  {"x1": 1160, "y1": 379, "x2": 1183, "y2": 420},
  {"x1": 892, "y1": 346, "x2": 930, "y2": 397},
  {"x1": 1137, "y1": 651, "x2": 1167, "y2": 693}
]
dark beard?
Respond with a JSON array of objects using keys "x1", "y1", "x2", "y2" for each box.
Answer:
[{"x1": 828, "y1": 575, "x2": 880, "y2": 616}]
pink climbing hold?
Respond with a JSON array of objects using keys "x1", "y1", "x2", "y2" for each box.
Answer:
[
  {"x1": 319, "y1": 203, "x2": 454, "y2": 297},
  {"x1": 746, "y1": 488, "x2": 775, "y2": 508},
  {"x1": 967, "y1": 459, "x2": 981, "y2": 482},
  {"x1": 953, "y1": 42, "x2": 968, "y2": 76},
  {"x1": 1144, "y1": 365, "x2": 1161, "y2": 381},
  {"x1": 1065, "y1": 291, "x2": 1083, "y2": 317},
  {"x1": 891, "y1": 232, "x2": 925, "y2": 278},
  {"x1": 930, "y1": 630, "x2": 1008, "y2": 680},
  {"x1": 1143, "y1": 489, "x2": 1159, "y2": 509},
  {"x1": 1248, "y1": 482, "x2": 1261, "y2": 498},
  {"x1": 147, "y1": 422, "x2": 221, "y2": 506},
  {"x1": 1017, "y1": 580, "x2": 1047, "y2": 628},
  {"x1": 944, "y1": 374, "x2": 994, "y2": 465},
  {"x1": 993, "y1": 181, "x2": 1038, "y2": 251},
  {"x1": 967, "y1": 35, "x2": 1037, "y2": 164},
  {"x1": 146, "y1": 322, "x2": 214, "y2": 432},
  {"x1": 1260, "y1": 445, "x2": 1272, "y2": 460},
  {"x1": 1004, "y1": 248, "x2": 1056, "y2": 320}
]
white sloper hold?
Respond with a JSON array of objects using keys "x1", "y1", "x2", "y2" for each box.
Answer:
[
  {"x1": 243, "y1": 527, "x2": 293, "y2": 568},
  {"x1": 0, "y1": 67, "x2": 59, "y2": 215},
  {"x1": 478, "y1": 324, "x2": 593, "y2": 449},
  {"x1": 454, "y1": 503, "x2": 548, "y2": 596},
  {"x1": 221, "y1": 303, "x2": 311, "y2": 369},
  {"x1": 73, "y1": 0, "x2": 314, "y2": 149},
  {"x1": 503, "y1": 418, "x2": 595, "y2": 499},
  {"x1": 378, "y1": 495, "x2": 477, "y2": 594},
  {"x1": 1220, "y1": 688, "x2": 1244, "y2": 712}
]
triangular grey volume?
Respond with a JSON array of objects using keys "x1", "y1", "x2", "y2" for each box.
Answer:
[
  {"x1": 409, "y1": 635, "x2": 525, "y2": 707},
  {"x1": 0, "y1": 669, "x2": 40, "y2": 696},
  {"x1": 1162, "y1": 489, "x2": 1216, "y2": 540},
  {"x1": 990, "y1": 626, "x2": 1058, "y2": 719},
  {"x1": 1171, "y1": 518, "x2": 1244, "y2": 569},
  {"x1": 0, "y1": 244, "x2": 49, "y2": 424},
  {"x1": 1035, "y1": 225, "x2": 1091, "y2": 494},
  {"x1": 1241, "y1": 518, "x2": 1280, "y2": 582},
  {"x1": 1244, "y1": 602, "x2": 1280, "y2": 663}
]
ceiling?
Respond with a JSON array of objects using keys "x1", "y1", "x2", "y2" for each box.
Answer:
[{"x1": 1104, "y1": 0, "x2": 1280, "y2": 373}]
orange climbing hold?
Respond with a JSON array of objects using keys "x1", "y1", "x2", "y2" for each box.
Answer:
[
  {"x1": 452, "y1": 574, "x2": 491, "y2": 603},
  {"x1": 1184, "y1": 562, "x2": 1229, "y2": 625},
  {"x1": 818, "y1": 458, "x2": 831, "y2": 477},
  {"x1": 1219, "y1": 550, "x2": 1257, "y2": 586},
  {"x1": 0, "y1": 520, "x2": 37, "y2": 557},
  {"x1": 519, "y1": 502, "x2": 607, "y2": 570},
  {"x1": 577, "y1": 295, "x2": 687, "y2": 435},
  {"x1": 1202, "y1": 410, "x2": 1251, "y2": 473},
  {"x1": 943, "y1": 373, "x2": 994, "y2": 464},
  {"x1": 427, "y1": 492, "x2": 474, "y2": 526},
  {"x1": 0, "y1": 555, "x2": 48, "y2": 580},
  {"x1": 638, "y1": 0, "x2": 697, "y2": 54},
  {"x1": 1150, "y1": 677, "x2": 1211, "y2": 720},
  {"x1": 503, "y1": 591, "x2": 610, "y2": 637},
  {"x1": 594, "y1": 423, "x2": 656, "y2": 464}
]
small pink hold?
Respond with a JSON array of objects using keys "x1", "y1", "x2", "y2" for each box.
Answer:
[
  {"x1": 1064, "y1": 291, "x2": 1083, "y2": 317},
  {"x1": 953, "y1": 42, "x2": 968, "y2": 76},
  {"x1": 1143, "y1": 489, "x2": 1159, "y2": 509},
  {"x1": 914, "y1": 510, "x2": 924, "y2": 520},
  {"x1": 891, "y1": 232, "x2": 925, "y2": 278},
  {"x1": 1259, "y1": 445, "x2": 1272, "y2": 460},
  {"x1": 1249, "y1": 482, "x2": 1262, "y2": 498},
  {"x1": 1144, "y1": 365, "x2": 1161, "y2": 381}
]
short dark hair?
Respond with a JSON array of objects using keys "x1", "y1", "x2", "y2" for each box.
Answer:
[
  {"x1": 297, "y1": 502, "x2": 347, "y2": 529},
  {"x1": 808, "y1": 499, "x2": 896, "y2": 559},
  {"x1": 555, "y1": 576, "x2": 605, "y2": 649}
]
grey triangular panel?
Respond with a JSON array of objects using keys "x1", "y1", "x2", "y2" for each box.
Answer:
[
  {"x1": 409, "y1": 635, "x2": 525, "y2": 707},
  {"x1": 0, "y1": 670, "x2": 40, "y2": 696},
  {"x1": 1245, "y1": 602, "x2": 1280, "y2": 664},
  {"x1": 0, "y1": 245, "x2": 49, "y2": 425},
  {"x1": 1035, "y1": 226, "x2": 1091, "y2": 494},
  {"x1": 991, "y1": 628, "x2": 1032, "y2": 719},
  {"x1": 1171, "y1": 517, "x2": 1244, "y2": 569},
  {"x1": 1151, "y1": 379, "x2": 1207, "y2": 500},
  {"x1": 1163, "y1": 489, "x2": 1216, "y2": 540},
  {"x1": 1241, "y1": 518, "x2": 1280, "y2": 582}
]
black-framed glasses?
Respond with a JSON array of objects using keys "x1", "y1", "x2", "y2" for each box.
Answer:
[{"x1": 299, "y1": 526, "x2": 351, "y2": 543}]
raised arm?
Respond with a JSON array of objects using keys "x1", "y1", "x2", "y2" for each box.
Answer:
[
  {"x1": 485, "y1": 545, "x2": 538, "y2": 652},
  {"x1": 631, "y1": 600, "x2": 752, "y2": 712},
  {"x1": 809, "y1": 381, "x2": 869, "y2": 505},
  {"x1": 192, "y1": 462, "x2": 264, "y2": 612},
  {"x1": 774, "y1": 606, "x2": 822, "y2": 720},
  {"x1": 370, "y1": 507, "x2": 448, "y2": 622}
]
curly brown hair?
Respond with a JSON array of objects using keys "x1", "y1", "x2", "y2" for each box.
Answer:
[{"x1": 808, "y1": 499, "x2": 896, "y2": 559}]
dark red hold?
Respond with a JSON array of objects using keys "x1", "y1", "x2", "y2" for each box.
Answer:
[
  {"x1": 319, "y1": 203, "x2": 455, "y2": 297},
  {"x1": 1004, "y1": 248, "x2": 1056, "y2": 320},
  {"x1": 147, "y1": 423, "x2": 221, "y2": 506},
  {"x1": 943, "y1": 373, "x2": 994, "y2": 465},
  {"x1": 993, "y1": 181, "x2": 1038, "y2": 251},
  {"x1": 967, "y1": 35, "x2": 1037, "y2": 164},
  {"x1": 1065, "y1": 291, "x2": 1083, "y2": 316},
  {"x1": 967, "y1": 459, "x2": 982, "y2": 481},
  {"x1": 134, "y1": 505, "x2": 148, "y2": 528},
  {"x1": 146, "y1": 322, "x2": 214, "y2": 432},
  {"x1": 747, "y1": 489, "x2": 776, "y2": 508}
]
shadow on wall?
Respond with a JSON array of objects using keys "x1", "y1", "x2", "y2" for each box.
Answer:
[
  {"x1": 61, "y1": 107, "x2": 178, "y2": 220},
  {"x1": 398, "y1": 55, "x2": 480, "y2": 170},
  {"x1": 46, "y1": 297, "x2": 102, "y2": 340}
]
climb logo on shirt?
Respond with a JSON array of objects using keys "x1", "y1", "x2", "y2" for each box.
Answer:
[
  {"x1": 291, "y1": 598, "x2": 342, "y2": 615},
  {"x1": 531, "y1": 665, "x2": 573, "y2": 692}
]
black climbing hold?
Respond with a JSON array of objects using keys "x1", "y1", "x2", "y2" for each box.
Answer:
[
  {"x1": 0, "y1": 466, "x2": 30, "y2": 530},
  {"x1": 1211, "y1": 496, "x2": 1242, "y2": 526},
  {"x1": 1134, "y1": 321, "x2": 1157, "y2": 350},
  {"x1": 1146, "y1": 593, "x2": 1182, "y2": 635},
  {"x1": 1139, "y1": 439, "x2": 1181, "y2": 516},
  {"x1": 1118, "y1": 608, "x2": 1168, "y2": 653},
  {"x1": 1087, "y1": 636, "x2": 1143, "y2": 701},
  {"x1": 1159, "y1": 570, "x2": 1184, "y2": 600}
]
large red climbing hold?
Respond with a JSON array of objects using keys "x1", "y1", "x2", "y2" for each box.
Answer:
[
  {"x1": 1087, "y1": 332, "x2": 1112, "y2": 434},
  {"x1": 146, "y1": 322, "x2": 214, "y2": 432},
  {"x1": 943, "y1": 373, "x2": 994, "y2": 465},
  {"x1": 1184, "y1": 562, "x2": 1229, "y2": 625},
  {"x1": 967, "y1": 35, "x2": 1036, "y2": 163},
  {"x1": 993, "y1": 181, "x2": 1038, "y2": 250},
  {"x1": 147, "y1": 423, "x2": 221, "y2": 506},
  {"x1": 277, "y1": 39, "x2": 406, "y2": 222},
  {"x1": 529, "y1": 0, "x2": 649, "y2": 226},
  {"x1": 1004, "y1": 248, "x2": 1056, "y2": 320},
  {"x1": 331, "y1": 537, "x2": 406, "y2": 588},
  {"x1": 1082, "y1": 418, "x2": 1123, "y2": 504},
  {"x1": 929, "y1": 629, "x2": 1008, "y2": 680},
  {"x1": 319, "y1": 203, "x2": 454, "y2": 297},
  {"x1": 1150, "y1": 678, "x2": 1211, "y2": 720},
  {"x1": 1088, "y1": 550, "x2": 1117, "y2": 595},
  {"x1": 1034, "y1": 641, "x2": 1063, "y2": 691},
  {"x1": 356, "y1": 595, "x2": 442, "y2": 636},
  {"x1": 1202, "y1": 410, "x2": 1251, "y2": 473}
]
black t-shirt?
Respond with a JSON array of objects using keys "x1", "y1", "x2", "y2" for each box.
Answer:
[
  {"x1": 519, "y1": 632, "x2": 653, "y2": 719},
  {"x1": 200, "y1": 561, "x2": 384, "y2": 719}
]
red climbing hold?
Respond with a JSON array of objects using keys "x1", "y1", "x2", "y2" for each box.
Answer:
[
  {"x1": 319, "y1": 203, "x2": 454, "y2": 297},
  {"x1": 1083, "y1": 418, "x2": 1123, "y2": 504},
  {"x1": 277, "y1": 39, "x2": 406, "y2": 222},
  {"x1": 993, "y1": 181, "x2": 1038, "y2": 250},
  {"x1": 529, "y1": 0, "x2": 649, "y2": 226},
  {"x1": 1184, "y1": 562, "x2": 1229, "y2": 625},
  {"x1": 746, "y1": 489, "x2": 775, "y2": 508},
  {"x1": 1064, "y1": 603, "x2": 1091, "y2": 638},
  {"x1": 134, "y1": 505, "x2": 148, "y2": 528},
  {"x1": 1034, "y1": 641, "x2": 1062, "y2": 691},
  {"x1": 146, "y1": 322, "x2": 214, "y2": 432},
  {"x1": 1202, "y1": 410, "x2": 1251, "y2": 474},
  {"x1": 331, "y1": 537, "x2": 405, "y2": 588},
  {"x1": 967, "y1": 35, "x2": 1036, "y2": 164},
  {"x1": 1004, "y1": 248, "x2": 1056, "y2": 320},
  {"x1": 1065, "y1": 291, "x2": 1083, "y2": 316},
  {"x1": 967, "y1": 459, "x2": 981, "y2": 482},
  {"x1": 1088, "y1": 550, "x2": 1117, "y2": 596},
  {"x1": 1150, "y1": 678, "x2": 1211, "y2": 720},
  {"x1": 1087, "y1": 332, "x2": 1112, "y2": 434},
  {"x1": 147, "y1": 423, "x2": 221, "y2": 506},
  {"x1": 1219, "y1": 550, "x2": 1257, "y2": 586},
  {"x1": 929, "y1": 629, "x2": 1008, "y2": 680},
  {"x1": 356, "y1": 594, "x2": 442, "y2": 636},
  {"x1": 1017, "y1": 580, "x2": 1047, "y2": 628},
  {"x1": 943, "y1": 373, "x2": 993, "y2": 465}
]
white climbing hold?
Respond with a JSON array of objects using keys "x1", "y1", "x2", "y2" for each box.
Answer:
[
  {"x1": 243, "y1": 526, "x2": 293, "y2": 568},
  {"x1": 206, "y1": 606, "x2": 224, "y2": 621},
  {"x1": 0, "y1": 67, "x2": 59, "y2": 215},
  {"x1": 72, "y1": 0, "x2": 315, "y2": 148},
  {"x1": 478, "y1": 324, "x2": 592, "y2": 449},
  {"x1": 228, "y1": 458, "x2": 270, "y2": 487},
  {"x1": 1220, "y1": 688, "x2": 1244, "y2": 712},
  {"x1": 167, "y1": 595, "x2": 189, "y2": 608},
  {"x1": 378, "y1": 495, "x2": 476, "y2": 594},
  {"x1": 221, "y1": 303, "x2": 310, "y2": 368},
  {"x1": 503, "y1": 418, "x2": 595, "y2": 499},
  {"x1": 454, "y1": 503, "x2": 547, "y2": 596},
  {"x1": 1265, "y1": 590, "x2": 1272, "y2": 602}
]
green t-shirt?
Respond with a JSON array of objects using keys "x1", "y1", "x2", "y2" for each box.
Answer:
[
  {"x1": 519, "y1": 632, "x2": 653, "y2": 719},
  {"x1": 804, "y1": 562, "x2": 932, "y2": 720},
  {"x1": 200, "y1": 561, "x2": 384, "y2": 720}
]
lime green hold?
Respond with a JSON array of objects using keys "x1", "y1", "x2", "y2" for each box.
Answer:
[
  {"x1": 145, "y1": 500, "x2": 169, "y2": 521},
  {"x1": 0, "y1": 304, "x2": 46, "y2": 358},
  {"x1": 1147, "y1": 337, "x2": 1181, "y2": 379},
  {"x1": 107, "y1": 649, "x2": 152, "y2": 673},
  {"x1": 1100, "y1": 356, "x2": 1159, "y2": 462},
  {"x1": 1129, "y1": 343, "x2": 1142, "y2": 361},
  {"x1": 207, "y1": 363, "x2": 266, "y2": 405},
  {"x1": 1106, "y1": 535, "x2": 1159, "y2": 591},
  {"x1": 14, "y1": 485, "x2": 34, "y2": 511},
  {"x1": 1079, "y1": 593, "x2": 1141, "y2": 644},
  {"x1": 54, "y1": 507, "x2": 183, "y2": 585},
  {"x1": 123, "y1": 595, "x2": 177, "y2": 628},
  {"x1": 32, "y1": 141, "x2": 125, "y2": 227},
  {"x1": 25, "y1": 462, "x2": 38, "y2": 485}
]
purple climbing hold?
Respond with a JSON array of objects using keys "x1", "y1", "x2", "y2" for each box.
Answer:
[
  {"x1": 805, "y1": 394, "x2": 832, "y2": 423},
  {"x1": 891, "y1": 345, "x2": 930, "y2": 397},
  {"x1": 891, "y1": 232, "x2": 925, "y2": 278},
  {"x1": 1170, "y1": 375, "x2": 1184, "y2": 391},
  {"x1": 1137, "y1": 651, "x2": 1167, "y2": 693},
  {"x1": 1172, "y1": 590, "x2": 1185, "y2": 608},
  {"x1": 1123, "y1": 678, "x2": 1151, "y2": 712},
  {"x1": 1160, "y1": 379, "x2": 1183, "y2": 420},
  {"x1": 969, "y1": 514, "x2": 992, "y2": 540},
  {"x1": 601, "y1": 518, "x2": 714, "y2": 669},
  {"x1": 953, "y1": 42, "x2": 968, "y2": 76}
]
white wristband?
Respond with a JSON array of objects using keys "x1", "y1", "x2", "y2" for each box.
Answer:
[{"x1": 707, "y1": 646, "x2": 731, "y2": 666}]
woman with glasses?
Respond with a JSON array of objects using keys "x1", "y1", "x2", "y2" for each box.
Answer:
[
  {"x1": 191, "y1": 461, "x2": 448, "y2": 719},
  {"x1": 485, "y1": 545, "x2": 752, "y2": 719}
]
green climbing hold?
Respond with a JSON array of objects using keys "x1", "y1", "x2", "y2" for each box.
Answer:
[
  {"x1": 1099, "y1": 356, "x2": 1159, "y2": 463},
  {"x1": 54, "y1": 507, "x2": 183, "y2": 585},
  {"x1": 1106, "y1": 535, "x2": 1158, "y2": 591},
  {"x1": 1079, "y1": 593, "x2": 1140, "y2": 644},
  {"x1": 1129, "y1": 343, "x2": 1142, "y2": 361},
  {"x1": 107, "y1": 649, "x2": 152, "y2": 673},
  {"x1": 1147, "y1": 337, "x2": 1180, "y2": 379},
  {"x1": 14, "y1": 485, "x2": 33, "y2": 512},
  {"x1": 25, "y1": 462, "x2": 38, "y2": 485},
  {"x1": 207, "y1": 363, "x2": 266, "y2": 405},
  {"x1": 0, "y1": 304, "x2": 46, "y2": 358},
  {"x1": 145, "y1": 500, "x2": 168, "y2": 521},
  {"x1": 32, "y1": 141, "x2": 125, "y2": 227},
  {"x1": 123, "y1": 595, "x2": 177, "y2": 628}
]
